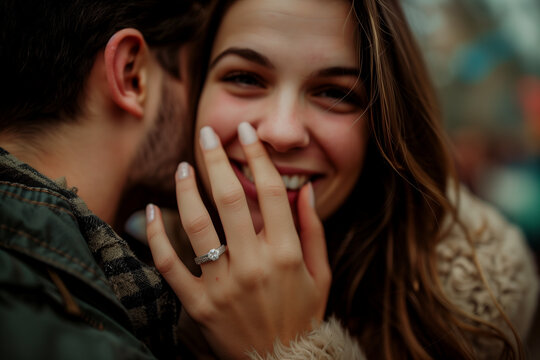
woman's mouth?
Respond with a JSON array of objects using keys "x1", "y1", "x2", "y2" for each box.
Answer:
[
  {"x1": 231, "y1": 161, "x2": 318, "y2": 206},
  {"x1": 240, "y1": 164, "x2": 310, "y2": 190}
]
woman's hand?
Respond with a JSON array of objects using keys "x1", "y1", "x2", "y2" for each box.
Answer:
[{"x1": 146, "y1": 122, "x2": 331, "y2": 359}]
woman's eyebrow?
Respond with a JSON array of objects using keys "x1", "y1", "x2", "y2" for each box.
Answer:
[
  {"x1": 209, "y1": 47, "x2": 274, "y2": 69},
  {"x1": 314, "y1": 67, "x2": 360, "y2": 78}
]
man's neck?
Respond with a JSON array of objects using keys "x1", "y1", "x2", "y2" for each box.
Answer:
[{"x1": 0, "y1": 121, "x2": 133, "y2": 224}]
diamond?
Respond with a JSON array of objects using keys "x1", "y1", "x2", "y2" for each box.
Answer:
[
  {"x1": 194, "y1": 245, "x2": 227, "y2": 265},
  {"x1": 208, "y1": 248, "x2": 220, "y2": 261}
]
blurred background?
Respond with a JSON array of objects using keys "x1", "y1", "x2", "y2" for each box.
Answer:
[
  {"x1": 402, "y1": 0, "x2": 540, "y2": 355},
  {"x1": 403, "y1": 0, "x2": 540, "y2": 251}
]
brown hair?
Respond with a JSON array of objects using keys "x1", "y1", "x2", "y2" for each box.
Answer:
[
  {"x1": 191, "y1": 0, "x2": 522, "y2": 358},
  {"x1": 1, "y1": 0, "x2": 207, "y2": 131},
  {"x1": 324, "y1": 0, "x2": 522, "y2": 358}
]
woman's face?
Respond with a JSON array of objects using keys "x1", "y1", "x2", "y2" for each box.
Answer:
[{"x1": 195, "y1": 0, "x2": 368, "y2": 232}]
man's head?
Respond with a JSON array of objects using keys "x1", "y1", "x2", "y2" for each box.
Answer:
[
  {"x1": 0, "y1": 0, "x2": 202, "y2": 128},
  {"x1": 0, "y1": 0, "x2": 205, "y2": 222}
]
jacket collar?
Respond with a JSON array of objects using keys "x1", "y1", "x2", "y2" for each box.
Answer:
[{"x1": 0, "y1": 147, "x2": 181, "y2": 355}]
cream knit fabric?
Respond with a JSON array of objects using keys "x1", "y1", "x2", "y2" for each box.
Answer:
[{"x1": 251, "y1": 186, "x2": 539, "y2": 359}]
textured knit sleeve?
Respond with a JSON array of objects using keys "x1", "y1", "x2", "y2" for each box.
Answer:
[
  {"x1": 247, "y1": 317, "x2": 366, "y2": 360},
  {"x1": 437, "y1": 186, "x2": 539, "y2": 356}
]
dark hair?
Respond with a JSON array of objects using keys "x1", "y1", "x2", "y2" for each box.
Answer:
[
  {"x1": 190, "y1": 0, "x2": 522, "y2": 359},
  {"x1": 323, "y1": 1, "x2": 521, "y2": 358},
  {"x1": 0, "y1": 0, "x2": 206, "y2": 130}
]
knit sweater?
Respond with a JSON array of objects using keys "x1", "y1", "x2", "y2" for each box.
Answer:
[{"x1": 243, "y1": 187, "x2": 539, "y2": 359}]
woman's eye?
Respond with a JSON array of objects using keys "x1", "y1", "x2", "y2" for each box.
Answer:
[
  {"x1": 312, "y1": 86, "x2": 363, "y2": 113},
  {"x1": 316, "y1": 87, "x2": 358, "y2": 104},
  {"x1": 222, "y1": 72, "x2": 264, "y2": 88}
]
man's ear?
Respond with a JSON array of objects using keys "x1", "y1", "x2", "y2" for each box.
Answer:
[{"x1": 104, "y1": 28, "x2": 149, "y2": 118}]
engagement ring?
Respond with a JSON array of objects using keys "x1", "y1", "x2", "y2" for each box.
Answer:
[{"x1": 194, "y1": 244, "x2": 227, "y2": 265}]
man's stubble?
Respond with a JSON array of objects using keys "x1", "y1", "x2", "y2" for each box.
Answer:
[{"x1": 126, "y1": 77, "x2": 192, "y2": 194}]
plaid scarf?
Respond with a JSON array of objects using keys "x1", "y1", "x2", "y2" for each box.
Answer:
[{"x1": 0, "y1": 147, "x2": 181, "y2": 358}]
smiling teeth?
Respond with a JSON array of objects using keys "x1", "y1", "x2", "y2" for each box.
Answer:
[{"x1": 241, "y1": 165, "x2": 309, "y2": 190}]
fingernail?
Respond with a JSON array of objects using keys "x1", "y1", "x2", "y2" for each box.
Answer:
[
  {"x1": 308, "y1": 182, "x2": 315, "y2": 208},
  {"x1": 238, "y1": 122, "x2": 258, "y2": 145},
  {"x1": 176, "y1": 162, "x2": 190, "y2": 180},
  {"x1": 200, "y1": 126, "x2": 219, "y2": 150},
  {"x1": 146, "y1": 203, "x2": 155, "y2": 223}
]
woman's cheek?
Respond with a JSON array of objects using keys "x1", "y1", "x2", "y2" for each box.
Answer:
[
  {"x1": 198, "y1": 89, "x2": 251, "y2": 141},
  {"x1": 322, "y1": 120, "x2": 368, "y2": 183},
  {"x1": 327, "y1": 122, "x2": 364, "y2": 157}
]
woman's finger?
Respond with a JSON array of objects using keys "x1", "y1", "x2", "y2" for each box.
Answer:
[
  {"x1": 146, "y1": 204, "x2": 203, "y2": 308},
  {"x1": 198, "y1": 126, "x2": 258, "y2": 257},
  {"x1": 238, "y1": 122, "x2": 297, "y2": 245},
  {"x1": 174, "y1": 162, "x2": 227, "y2": 276},
  {"x1": 296, "y1": 183, "x2": 331, "y2": 294}
]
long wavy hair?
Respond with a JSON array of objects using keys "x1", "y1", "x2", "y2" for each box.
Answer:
[{"x1": 190, "y1": 0, "x2": 522, "y2": 358}]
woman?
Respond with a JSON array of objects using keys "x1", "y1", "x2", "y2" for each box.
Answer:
[{"x1": 147, "y1": 0, "x2": 539, "y2": 358}]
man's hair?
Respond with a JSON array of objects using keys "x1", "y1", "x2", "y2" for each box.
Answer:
[{"x1": 0, "y1": 0, "x2": 205, "y2": 129}]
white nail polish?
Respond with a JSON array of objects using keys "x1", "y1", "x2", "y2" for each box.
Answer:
[
  {"x1": 308, "y1": 183, "x2": 315, "y2": 208},
  {"x1": 146, "y1": 203, "x2": 155, "y2": 223},
  {"x1": 176, "y1": 162, "x2": 190, "y2": 180},
  {"x1": 200, "y1": 126, "x2": 219, "y2": 150},
  {"x1": 238, "y1": 122, "x2": 258, "y2": 145}
]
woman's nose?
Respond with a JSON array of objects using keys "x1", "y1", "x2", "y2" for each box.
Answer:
[{"x1": 255, "y1": 94, "x2": 310, "y2": 152}]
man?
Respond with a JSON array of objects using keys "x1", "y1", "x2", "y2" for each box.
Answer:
[{"x1": 0, "y1": 1, "x2": 204, "y2": 358}]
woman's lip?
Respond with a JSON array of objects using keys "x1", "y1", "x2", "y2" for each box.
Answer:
[
  {"x1": 231, "y1": 161, "x2": 302, "y2": 205},
  {"x1": 232, "y1": 162, "x2": 258, "y2": 202},
  {"x1": 231, "y1": 158, "x2": 319, "y2": 176}
]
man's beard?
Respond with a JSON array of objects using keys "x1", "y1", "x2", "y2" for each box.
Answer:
[{"x1": 126, "y1": 79, "x2": 192, "y2": 195}]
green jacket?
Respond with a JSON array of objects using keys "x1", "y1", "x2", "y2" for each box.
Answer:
[{"x1": 0, "y1": 148, "x2": 178, "y2": 359}]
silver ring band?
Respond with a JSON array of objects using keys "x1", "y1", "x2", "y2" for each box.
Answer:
[{"x1": 194, "y1": 244, "x2": 227, "y2": 265}]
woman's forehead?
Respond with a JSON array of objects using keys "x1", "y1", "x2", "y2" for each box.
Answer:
[{"x1": 212, "y1": 0, "x2": 357, "y2": 66}]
